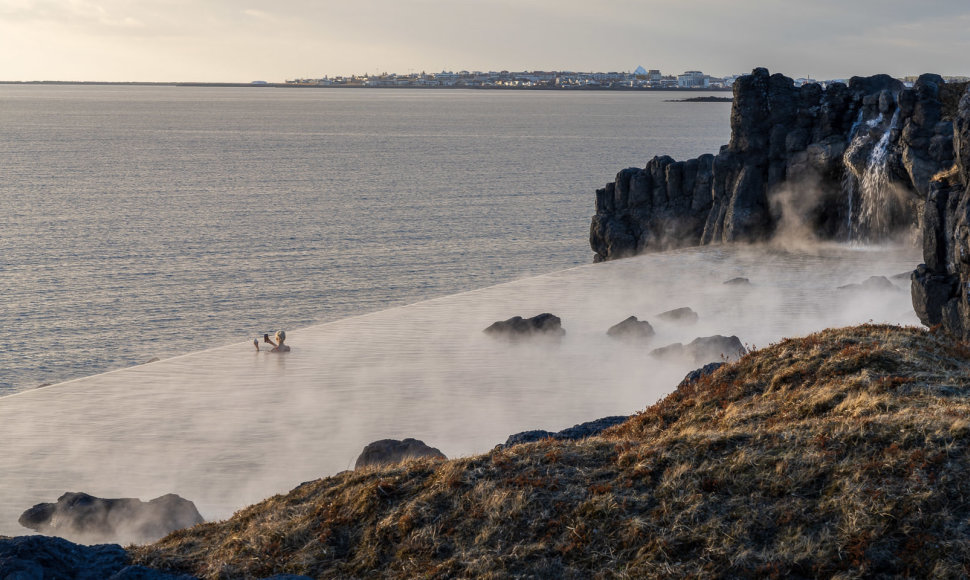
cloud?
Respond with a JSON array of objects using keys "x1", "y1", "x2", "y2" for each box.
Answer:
[{"x1": 1, "y1": 0, "x2": 969, "y2": 81}]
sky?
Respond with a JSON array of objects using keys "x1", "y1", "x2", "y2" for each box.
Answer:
[{"x1": 1, "y1": 0, "x2": 968, "y2": 82}]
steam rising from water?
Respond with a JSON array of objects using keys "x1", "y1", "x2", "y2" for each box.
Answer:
[{"x1": 0, "y1": 243, "x2": 920, "y2": 542}]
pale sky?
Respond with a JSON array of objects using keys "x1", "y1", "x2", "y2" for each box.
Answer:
[{"x1": 1, "y1": 0, "x2": 968, "y2": 82}]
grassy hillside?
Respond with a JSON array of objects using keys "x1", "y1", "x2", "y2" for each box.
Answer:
[{"x1": 131, "y1": 324, "x2": 970, "y2": 579}]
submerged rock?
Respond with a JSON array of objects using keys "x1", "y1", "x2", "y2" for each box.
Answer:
[
  {"x1": 18, "y1": 492, "x2": 204, "y2": 544},
  {"x1": 483, "y1": 313, "x2": 565, "y2": 339},
  {"x1": 355, "y1": 438, "x2": 447, "y2": 469},
  {"x1": 606, "y1": 316, "x2": 655, "y2": 341},
  {"x1": 723, "y1": 277, "x2": 751, "y2": 286},
  {"x1": 838, "y1": 275, "x2": 898, "y2": 292},
  {"x1": 656, "y1": 307, "x2": 699, "y2": 324}
]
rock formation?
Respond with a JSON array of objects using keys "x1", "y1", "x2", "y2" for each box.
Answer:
[
  {"x1": 354, "y1": 438, "x2": 447, "y2": 469},
  {"x1": 656, "y1": 307, "x2": 699, "y2": 324},
  {"x1": 0, "y1": 534, "x2": 301, "y2": 578},
  {"x1": 679, "y1": 362, "x2": 726, "y2": 386},
  {"x1": 591, "y1": 69, "x2": 962, "y2": 261},
  {"x1": 18, "y1": 492, "x2": 204, "y2": 545},
  {"x1": 606, "y1": 316, "x2": 655, "y2": 341},
  {"x1": 483, "y1": 313, "x2": 566, "y2": 339},
  {"x1": 502, "y1": 416, "x2": 630, "y2": 447},
  {"x1": 912, "y1": 85, "x2": 970, "y2": 339},
  {"x1": 650, "y1": 335, "x2": 747, "y2": 365}
]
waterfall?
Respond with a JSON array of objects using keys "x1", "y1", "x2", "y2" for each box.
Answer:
[
  {"x1": 842, "y1": 110, "x2": 865, "y2": 240},
  {"x1": 858, "y1": 107, "x2": 900, "y2": 240},
  {"x1": 841, "y1": 104, "x2": 901, "y2": 242}
]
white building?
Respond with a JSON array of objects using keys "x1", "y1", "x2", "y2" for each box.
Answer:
[{"x1": 677, "y1": 71, "x2": 709, "y2": 88}]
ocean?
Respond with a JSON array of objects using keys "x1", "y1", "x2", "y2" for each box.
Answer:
[{"x1": 0, "y1": 85, "x2": 732, "y2": 394}]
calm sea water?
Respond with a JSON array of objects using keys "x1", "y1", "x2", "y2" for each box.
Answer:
[{"x1": 0, "y1": 86, "x2": 732, "y2": 394}]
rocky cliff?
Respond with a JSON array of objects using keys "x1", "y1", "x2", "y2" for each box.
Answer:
[
  {"x1": 590, "y1": 68, "x2": 960, "y2": 261},
  {"x1": 912, "y1": 86, "x2": 970, "y2": 339}
]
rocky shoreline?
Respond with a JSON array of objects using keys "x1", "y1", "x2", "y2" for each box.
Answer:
[
  {"x1": 590, "y1": 66, "x2": 970, "y2": 348},
  {"x1": 591, "y1": 68, "x2": 965, "y2": 260}
]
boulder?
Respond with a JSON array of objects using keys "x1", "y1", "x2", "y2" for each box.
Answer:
[
  {"x1": 679, "y1": 362, "x2": 726, "y2": 387},
  {"x1": 606, "y1": 316, "x2": 655, "y2": 341},
  {"x1": 0, "y1": 535, "x2": 127, "y2": 579},
  {"x1": 652, "y1": 335, "x2": 747, "y2": 365},
  {"x1": 503, "y1": 416, "x2": 630, "y2": 447},
  {"x1": 686, "y1": 335, "x2": 747, "y2": 364},
  {"x1": 0, "y1": 535, "x2": 198, "y2": 579},
  {"x1": 354, "y1": 438, "x2": 446, "y2": 469},
  {"x1": 18, "y1": 492, "x2": 204, "y2": 544},
  {"x1": 656, "y1": 307, "x2": 699, "y2": 324},
  {"x1": 483, "y1": 313, "x2": 565, "y2": 339}
]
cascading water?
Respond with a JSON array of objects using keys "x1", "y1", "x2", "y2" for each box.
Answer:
[
  {"x1": 842, "y1": 110, "x2": 866, "y2": 240},
  {"x1": 858, "y1": 107, "x2": 901, "y2": 239},
  {"x1": 841, "y1": 102, "x2": 901, "y2": 242}
]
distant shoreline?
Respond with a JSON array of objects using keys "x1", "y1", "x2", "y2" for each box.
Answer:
[
  {"x1": 664, "y1": 96, "x2": 734, "y2": 102},
  {"x1": 0, "y1": 80, "x2": 734, "y2": 93}
]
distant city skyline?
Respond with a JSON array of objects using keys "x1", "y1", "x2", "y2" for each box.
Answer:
[{"x1": 1, "y1": 1, "x2": 968, "y2": 83}]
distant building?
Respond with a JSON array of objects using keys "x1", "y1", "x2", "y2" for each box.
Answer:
[
  {"x1": 284, "y1": 67, "x2": 738, "y2": 91},
  {"x1": 677, "y1": 71, "x2": 709, "y2": 88}
]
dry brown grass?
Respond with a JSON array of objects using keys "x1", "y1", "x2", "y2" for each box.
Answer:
[{"x1": 131, "y1": 324, "x2": 970, "y2": 579}]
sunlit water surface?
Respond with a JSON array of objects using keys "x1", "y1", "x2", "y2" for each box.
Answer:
[
  {"x1": 0, "y1": 85, "x2": 732, "y2": 393},
  {"x1": 0, "y1": 242, "x2": 920, "y2": 538}
]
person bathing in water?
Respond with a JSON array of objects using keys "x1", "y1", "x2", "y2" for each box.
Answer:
[{"x1": 261, "y1": 330, "x2": 290, "y2": 352}]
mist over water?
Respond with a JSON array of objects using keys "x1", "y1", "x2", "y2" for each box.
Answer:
[
  {"x1": 0, "y1": 241, "x2": 920, "y2": 540},
  {"x1": 0, "y1": 86, "x2": 928, "y2": 543}
]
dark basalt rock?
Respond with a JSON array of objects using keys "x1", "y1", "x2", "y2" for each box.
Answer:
[
  {"x1": 606, "y1": 316, "x2": 655, "y2": 341},
  {"x1": 652, "y1": 335, "x2": 747, "y2": 365},
  {"x1": 656, "y1": 307, "x2": 699, "y2": 324},
  {"x1": 502, "y1": 416, "x2": 630, "y2": 447},
  {"x1": 18, "y1": 492, "x2": 204, "y2": 544},
  {"x1": 0, "y1": 535, "x2": 129, "y2": 579},
  {"x1": 911, "y1": 84, "x2": 970, "y2": 340},
  {"x1": 483, "y1": 313, "x2": 565, "y2": 339},
  {"x1": 592, "y1": 69, "x2": 958, "y2": 260},
  {"x1": 0, "y1": 535, "x2": 233, "y2": 579},
  {"x1": 679, "y1": 362, "x2": 726, "y2": 387},
  {"x1": 354, "y1": 438, "x2": 447, "y2": 469}
]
